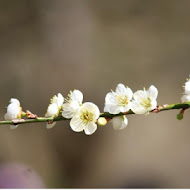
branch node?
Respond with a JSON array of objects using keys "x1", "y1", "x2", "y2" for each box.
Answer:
[
  {"x1": 26, "y1": 110, "x2": 37, "y2": 119},
  {"x1": 12, "y1": 119, "x2": 25, "y2": 124}
]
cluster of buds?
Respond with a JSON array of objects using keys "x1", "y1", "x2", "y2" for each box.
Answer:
[{"x1": 3, "y1": 76, "x2": 190, "y2": 135}]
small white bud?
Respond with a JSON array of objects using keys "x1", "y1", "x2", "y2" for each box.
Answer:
[
  {"x1": 97, "y1": 117, "x2": 107, "y2": 126},
  {"x1": 112, "y1": 116, "x2": 128, "y2": 130}
]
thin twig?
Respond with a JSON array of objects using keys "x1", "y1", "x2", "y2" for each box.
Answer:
[{"x1": 1, "y1": 102, "x2": 190, "y2": 126}]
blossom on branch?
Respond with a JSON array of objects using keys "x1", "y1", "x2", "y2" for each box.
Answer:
[
  {"x1": 131, "y1": 85, "x2": 158, "y2": 114},
  {"x1": 4, "y1": 77, "x2": 190, "y2": 133},
  {"x1": 51, "y1": 93, "x2": 64, "y2": 109},
  {"x1": 45, "y1": 93, "x2": 64, "y2": 129},
  {"x1": 62, "y1": 90, "x2": 83, "y2": 119},
  {"x1": 4, "y1": 98, "x2": 22, "y2": 129},
  {"x1": 104, "y1": 83, "x2": 133, "y2": 114},
  {"x1": 70, "y1": 102, "x2": 100, "y2": 135}
]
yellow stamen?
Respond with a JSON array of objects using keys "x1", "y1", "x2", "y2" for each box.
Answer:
[
  {"x1": 80, "y1": 110, "x2": 94, "y2": 125},
  {"x1": 116, "y1": 95, "x2": 128, "y2": 107},
  {"x1": 140, "y1": 98, "x2": 152, "y2": 109}
]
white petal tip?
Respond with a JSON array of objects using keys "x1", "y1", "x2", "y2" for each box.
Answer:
[
  {"x1": 46, "y1": 122, "x2": 56, "y2": 129},
  {"x1": 112, "y1": 116, "x2": 128, "y2": 130},
  {"x1": 10, "y1": 125, "x2": 18, "y2": 129}
]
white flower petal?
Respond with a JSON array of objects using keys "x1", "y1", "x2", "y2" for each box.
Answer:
[
  {"x1": 70, "y1": 116, "x2": 84, "y2": 132},
  {"x1": 46, "y1": 122, "x2": 56, "y2": 129},
  {"x1": 103, "y1": 105, "x2": 109, "y2": 112},
  {"x1": 84, "y1": 122, "x2": 97, "y2": 135},
  {"x1": 181, "y1": 77, "x2": 190, "y2": 102},
  {"x1": 148, "y1": 85, "x2": 158, "y2": 99},
  {"x1": 62, "y1": 101, "x2": 80, "y2": 119},
  {"x1": 5, "y1": 102, "x2": 21, "y2": 120},
  {"x1": 104, "y1": 104, "x2": 121, "y2": 114},
  {"x1": 131, "y1": 102, "x2": 147, "y2": 114},
  {"x1": 45, "y1": 103, "x2": 58, "y2": 117},
  {"x1": 10, "y1": 125, "x2": 18, "y2": 129},
  {"x1": 150, "y1": 99, "x2": 157, "y2": 110},
  {"x1": 57, "y1": 93, "x2": 64, "y2": 107},
  {"x1": 7, "y1": 103, "x2": 20, "y2": 114},
  {"x1": 181, "y1": 94, "x2": 190, "y2": 103},
  {"x1": 116, "y1": 83, "x2": 127, "y2": 94},
  {"x1": 105, "y1": 92, "x2": 117, "y2": 104},
  {"x1": 119, "y1": 103, "x2": 131, "y2": 113},
  {"x1": 133, "y1": 90, "x2": 147, "y2": 101},
  {"x1": 10, "y1": 98, "x2": 20, "y2": 106},
  {"x1": 116, "y1": 84, "x2": 133, "y2": 100},
  {"x1": 81, "y1": 102, "x2": 100, "y2": 119},
  {"x1": 70, "y1": 100, "x2": 81, "y2": 110},
  {"x1": 51, "y1": 93, "x2": 64, "y2": 107},
  {"x1": 112, "y1": 116, "x2": 128, "y2": 130},
  {"x1": 62, "y1": 104, "x2": 75, "y2": 118},
  {"x1": 185, "y1": 81, "x2": 190, "y2": 93},
  {"x1": 70, "y1": 90, "x2": 83, "y2": 104},
  {"x1": 126, "y1": 87, "x2": 133, "y2": 100},
  {"x1": 62, "y1": 90, "x2": 83, "y2": 119}
]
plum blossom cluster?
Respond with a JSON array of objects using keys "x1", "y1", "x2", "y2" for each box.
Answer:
[
  {"x1": 4, "y1": 84, "x2": 158, "y2": 135},
  {"x1": 104, "y1": 84, "x2": 158, "y2": 130},
  {"x1": 3, "y1": 76, "x2": 190, "y2": 135}
]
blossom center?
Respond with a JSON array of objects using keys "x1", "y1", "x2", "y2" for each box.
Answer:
[
  {"x1": 116, "y1": 95, "x2": 128, "y2": 107},
  {"x1": 80, "y1": 110, "x2": 94, "y2": 125},
  {"x1": 141, "y1": 98, "x2": 152, "y2": 109}
]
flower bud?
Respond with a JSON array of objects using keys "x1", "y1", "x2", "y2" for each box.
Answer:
[
  {"x1": 97, "y1": 117, "x2": 107, "y2": 126},
  {"x1": 177, "y1": 113, "x2": 183, "y2": 120}
]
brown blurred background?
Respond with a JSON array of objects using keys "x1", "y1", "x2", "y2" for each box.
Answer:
[{"x1": 0, "y1": 0, "x2": 190, "y2": 188}]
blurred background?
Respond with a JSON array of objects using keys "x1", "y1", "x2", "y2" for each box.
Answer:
[{"x1": 0, "y1": 0, "x2": 190, "y2": 188}]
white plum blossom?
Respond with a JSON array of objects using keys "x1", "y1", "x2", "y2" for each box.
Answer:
[
  {"x1": 45, "y1": 93, "x2": 64, "y2": 117},
  {"x1": 181, "y1": 76, "x2": 190, "y2": 103},
  {"x1": 4, "y1": 98, "x2": 22, "y2": 129},
  {"x1": 45, "y1": 93, "x2": 64, "y2": 129},
  {"x1": 112, "y1": 116, "x2": 128, "y2": 130},
  {"x1": 51, "y1": 93, "x2": 64, "y2": 109},
  {"x1": 104, "y1": 83, "x2": 133, "y2": 114},
  {"x1": 4, "y1": 98, "x2": 22, "y2": 120},
  {"x1": 45, "y1": 104, "x2": 58, "y2": 129},
  {"x1": 131, "y1": 85, "x2": 158, "y2": 114},
  {"x1": 45, "y1": 103, "x2": 59, "y2": 117},
  {"x1": 62, "y1": 90, "x2": 83, "y2": 119},
  {"x1": 70, "y1": 102, "x2": 100, "y2": 135}
]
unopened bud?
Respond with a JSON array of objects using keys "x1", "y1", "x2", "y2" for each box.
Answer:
[
  {"x1": 177, "y1": 113, "x2": 183, "y2": 120},
  {"x1": 97, "y1": 117, "x2": 107, "y2": 126},
  {"x1": 21, "y1": 111, "x2": 27, "y2": 117}
]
